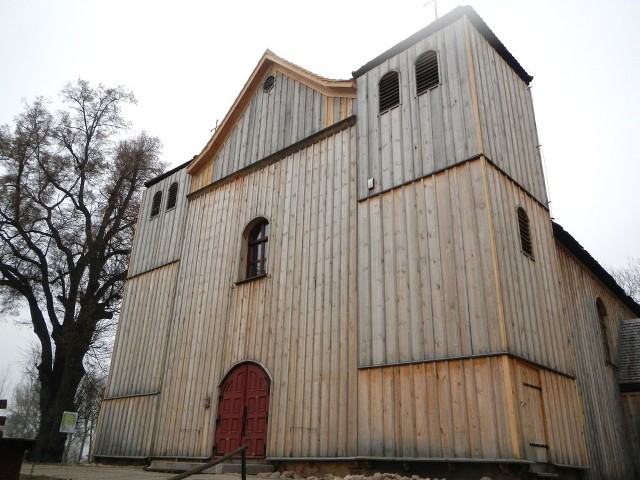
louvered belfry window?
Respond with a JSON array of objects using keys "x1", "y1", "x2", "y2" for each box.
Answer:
[
  {"x1": 166, "y1": 182, "x2": 179, "y2": 210},
  {"x1": 150, "y1": 191, "x2": 162, "y2": 218},
  {"x1": 517, "y1": 207, "x2": 534, "y2": 258},
  {"x1": 416, "y1": 50, "x2": 439, "y2": 94},
  {"x1": 379, "y1": 71, "x2": 400, "y2": 113}
]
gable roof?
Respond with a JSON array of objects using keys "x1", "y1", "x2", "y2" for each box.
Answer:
[
  {"x1": 553, "y1": 222, "x2": 640, "y2": 317},
  {"x1": 352, "y1": 5, "x2": 533, "y2": 85},
  {"x1": 145, "y1": 158, "x2": 191, "y2": 188},
  {"x1": 187, "y1": 50, "x2": 356, "y2": 175}
]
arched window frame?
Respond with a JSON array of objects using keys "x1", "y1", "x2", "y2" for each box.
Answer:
[
  {"x1": 238, "y1": 217, "x2": 270, "y2": 281},
  {"x1": 166, "y1": 182, "x2": 179, "y2": 211},
  {"x1": 415, "y1": 49, "x2": 440, "y2": 95},
  {"x1": 516, "y1": 207, "x2": 534, "y2": 259},
  {"x1": 150, "y1": 191, "x2": 162, "y2": 218},
  {"x1": 596, "y1": 297, "x2": 612, "y2": 363},
  {"x1": 379, "y1": 70, "x2": 400, "y2": 114}
]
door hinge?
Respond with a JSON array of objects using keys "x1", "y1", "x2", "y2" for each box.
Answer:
[{"x1": 523, "y1": 382, "x2": 542, "y2": 391}]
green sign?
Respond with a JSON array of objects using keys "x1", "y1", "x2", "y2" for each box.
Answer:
[{"x1": 59, "y1": 411, "x2": 78, "y2": 433}]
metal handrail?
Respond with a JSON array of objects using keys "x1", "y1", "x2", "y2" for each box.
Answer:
[{"x1": 166, "y1": 444, "x2": 248, "y2": 480}]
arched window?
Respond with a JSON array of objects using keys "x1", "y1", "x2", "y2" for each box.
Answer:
[
  {"x1": 150, "y1": 191, "x2": 162, "y2": 218},
  {"x1": 416, "y1": 50, "x2": 439, "y2": 94},
  {"x1": 166, "y1": 182, "x2": 179, "y2": 210},
  {"x1": 243, "y1": 218, "x2": 270, "y2": 279},
  {"x1": 517, "y1": 207, "x2": 534, "y2": 259},
  {"x1": 379, "y1": 71, "x2": 400, "y2": 113},
  {"x1": 596, "y1": 298, "x2": 611, "y2": 362}
]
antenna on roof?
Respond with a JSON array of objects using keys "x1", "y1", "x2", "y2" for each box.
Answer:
[
  {"x1": 423, "y1": 0, "x2": 438, "y2": 19},
  {"x1": 211, "y1": 119, "x2": 219, "y2": 133}
]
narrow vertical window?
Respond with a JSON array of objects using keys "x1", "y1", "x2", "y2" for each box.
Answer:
[
  {"x1": 596, "y1": 298, "x2": 611, "y2": 362},
  {"x1": 150, "y1": 191, "x2": 162, "y2": 218},
  {"x1": 245, "y1": 219, "x2": 269, "y2": 279},
  {"x1": 379, "y1": 71, "x2": 400, "y2": 113},
  {"x1": 166, "y1": 182, "x2": 179, "y2": 210},
  {"x1": 416, "y1": 50, "x2": 439, "y2": 94},
  {"x1": 517, "y1": 207, "x2": 534, "y2": 259}
]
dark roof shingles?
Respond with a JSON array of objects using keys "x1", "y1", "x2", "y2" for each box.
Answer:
[{"x1": 619, "y1": 319, "x2": 640, "y2": 385}]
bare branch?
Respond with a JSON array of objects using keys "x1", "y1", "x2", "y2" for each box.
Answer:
[{"x1": 0, "y1": 79, "x2": 164, "y2": 462}]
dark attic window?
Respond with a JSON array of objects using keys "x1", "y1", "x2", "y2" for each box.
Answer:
[
  {"x1": 150, "y1": 191, "x2": 162, "y2": 218},
  {"x1": 517, "y1": 207, "x2": 534, "y2": 259},
  {"x1": 263, "y1": 75, "x2": 275, "y2": 92},
  {"x1": 416, "y1": 50, "x2": 439, "y2": 94},
  {"x1": 166, "y1": 182, "x2": 179, "y2": 210},
  {"x1": 379, "y1": 71, "x2": 400, "y2": 113},
  {"x1": 596, "y1": 298, "x2": 612, "y2": 363}
]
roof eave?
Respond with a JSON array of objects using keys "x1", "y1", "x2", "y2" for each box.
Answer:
[
  {"x1": 352, "y1": 5, "x2": 533, "y2": 85},
  {"x1": 187, "y1": 50, "x2": 356, "y2": 176},
  {"x1": 553, "y1": 222, "x2": 640, "y2": 317}
]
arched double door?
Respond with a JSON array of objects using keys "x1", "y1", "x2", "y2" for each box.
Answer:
[{"x1": 213, "y1": 362, "x2": 270, "y2": 458}]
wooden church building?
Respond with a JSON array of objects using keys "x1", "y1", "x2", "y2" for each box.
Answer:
[{"x1": 93, "y1": 6, "x2": 640, "y2": 479}]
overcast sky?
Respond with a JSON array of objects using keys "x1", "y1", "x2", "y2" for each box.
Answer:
[{"x1": 1, "y1": 0, "x2": 639, "y2": 391}]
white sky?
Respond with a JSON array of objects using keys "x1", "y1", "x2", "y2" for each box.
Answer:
[{"x1": 1, "y1": 0, "x2": 639, "y2": 390}]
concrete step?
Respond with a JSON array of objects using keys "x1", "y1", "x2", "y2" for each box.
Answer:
[
  {"x1": 216, "y1": 462, "x2": 274, "y2": 474},
  {"x1": 148, "y1": 459, "x2": 275, "y2": 475}
]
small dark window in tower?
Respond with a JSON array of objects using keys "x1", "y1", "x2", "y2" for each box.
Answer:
[
  {"x1": 596, "y1": 298, "x2": 611, "y2": 362},
  {"x1": 379, "y1": 71, "x2": 400, "y2": 113},
  {"x1": 416, "y1": 50, "x2": 439, "y2": 94},
  {"x1": 246, "y1": 219, "x2": 270, "y2": 278},
  {"x1": 517, "y1": 207, "x2": 534, "y2": 259},
  {"x1": 150, "y1": 191, "x2": 162, "y2": 218},
  {"x1": 166, "y1": 182, "x2": 179, "y2": 210},
  {"x1": 263, "y1": 75, "x2": 275, "y2": 93}
]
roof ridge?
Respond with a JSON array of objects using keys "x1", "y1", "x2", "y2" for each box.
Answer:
[
  {"x1": 265, "y1": 49, "x2": 352, "y2": 83},
  {"x1": 352, "y1": 4, "x2": 532, "y2": 85}
]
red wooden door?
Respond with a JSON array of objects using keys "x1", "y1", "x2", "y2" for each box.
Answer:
[{"x1": 214, "y1": 363, "x2": 270, "y2": 458}]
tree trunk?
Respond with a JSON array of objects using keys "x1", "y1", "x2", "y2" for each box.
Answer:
[
  {"x1": 30, "y1": 348, "x2": 86, "y2": 462},
  {"x1": 30, "y1": 409, "x2": 68, "y2": 462}
]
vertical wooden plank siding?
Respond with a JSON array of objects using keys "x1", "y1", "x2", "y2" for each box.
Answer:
[
  {"x1": 357, "y1": 358, "x2": 517, "y2": 460},
  {"x1": 357, "y1": 159, "x2": 500, "y2": 366},
  {"x1": 146, "y1": 126, "x2": 357, "y2": 458},
  {"x1": 466, "y1": 25, "x2": 547, "y2": 206},
  {"x1": 485, "y1": 164, "x2": 571, "y2": 373},
  {"x1": 128, "y1": 168, "x2": 189, "y2": 277},
  {"x1": 354, "y1": 357, "x2": 586, "y2": 464},
  {"x1": 94, "y1": 395, "x2": 158, "y2": 457},
  {"x1": 621, "y1": 393, "x2": 640, "y2": 477},
  {"x1": 555, "y1": 244, "x2": 637, "y2": 479},
  {"x1": 356, "y1": 18, "x2": 478, "y2": 201},
  {"x1": 192, "y1": 72, "x2": 354, "y2": 186},
  {"x1": 104, "y1": 263, "x2": 180, "y2": 397}
]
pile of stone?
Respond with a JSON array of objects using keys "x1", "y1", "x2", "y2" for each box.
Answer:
[{"x1": 260, "y1": 472, "x2": 447, "y2": 480}]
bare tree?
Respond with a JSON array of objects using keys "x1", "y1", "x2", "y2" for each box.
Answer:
[
  {"x1": 0, "y1": 80, "x2": 164, "y2": 461},
  {"x1": 63, "y1": 367, "x2": 105, "y2": 462},
  {"x1": 3, "y1": 374, "x2": 40, "y2": 439},
  {"x1": 609, "y1": 258, "x2": 640, "y2": 304},
  {"x1": 0, "y1": 365, "x2": 11, "y2": 399}
]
